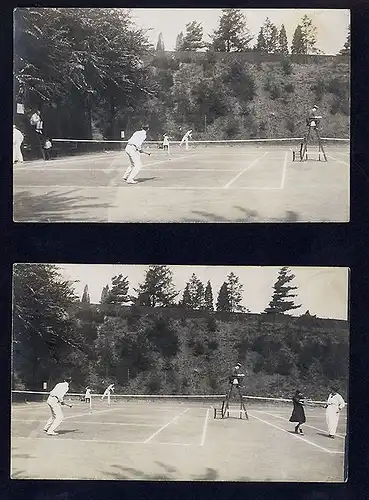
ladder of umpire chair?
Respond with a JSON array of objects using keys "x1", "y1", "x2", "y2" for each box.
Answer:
[
  {"x1": 221, "y1": 384, "x2": 249, "y2": 420},
  {"x1": 300, "y1": 125, "x2": 327, "y2": 162}
]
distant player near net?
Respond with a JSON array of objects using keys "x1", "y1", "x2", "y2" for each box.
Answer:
[
  {"x1": 84, "y1": 387, "x2": 91, "y2": 404},
  {"x1": 101, "y1": 383, "x2": 115, "y2": 405},
  {"x1": 123, "y1": 125, "x2": 150, "y2": 184},
  {"x1": 43, "y1": 376, "x2": 72, "y2": 436},
  {"x1": 163, "y1": 133, "x2": 170, "y2": 156},
  {"x1": 180, "y1": 129, "x2": 192, "y2": 151}
]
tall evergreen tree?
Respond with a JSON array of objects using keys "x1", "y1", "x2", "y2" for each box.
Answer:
[
  {"x1": 156, "y1": 32, "x2": 165, "y2": 51},
  {"x1": 81, "y1": 285, "x2": 90, "y2": 304},
  {"x1": 134, "y1": 265, "x2": 178, "y2": 307},
  {"x1": 291, "y1": 25, "x2": 305, "y2": 54},
  {"x1": 339, "y1": 26, "x2": 350, "y2": 55},
  {"x1": 175, "y1": 31, "x2": 184, "y2": 51},
  {"x1": 301, "y1": 15, "x2": 320, "y2": 54},
  {"x1": 180, "y1": 273, "x2": 205, "y2": 309},
  {"x1": 210, "y1": 9, "x2": 253, "y2": 52},
  {"x1": 204, "y1": 281, "x2": 214, "y2": 311},
  {"x1": 261, "y1": 18, "x2": 278, "y2": 54},
  {"x1": 264, "y1": 267, "x2": 301, "y2": 314},
  {"x1": 182, "y1": 21, "x2": 205, "y2": 51},
  {"x1": 100, "y1": 285, "x2": 110, "y2": 304},
  {"x1": 225, "y1": 272, "x2": 246, "y2": 312},
  {"x1": 255, "y1": 28, "x2": 267, "y2": 53},
  {"x1": 216, "y1": 282, "x2": 231, "y2": 312},
  {"x1": 277, "y1": 24, "x2": 289, "y2": 55},
  {"x1": 105, "y1": 275, "x2": 130, "y2": 305}
]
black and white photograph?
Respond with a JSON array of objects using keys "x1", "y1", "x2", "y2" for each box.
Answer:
[
  {"x1": 11, "y1": 264, "x2": 349, "y2": 481},
  {"x1": 13, "y1": 8, "x2": 350, "y2": 223}
]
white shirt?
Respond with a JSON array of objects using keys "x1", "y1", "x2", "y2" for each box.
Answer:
[
  {"x1": 50, "y1": 382, "x2": 69, "y2": 401},
  {"x1": 13, "y1": 127, "x2": 24, "y2": 144},
  {"x1": 30, "y1": 113, "x2": 41, "y2": 125},
  {"x1": 183, "y1": 131, "x2": 192, "y2": 140},
  {"x1": 107, "y1": 384, "x2": 114, "y2": 391},
  {"x1": 128, "y1": 130, "x2": 147, "y2": 149},
  {"x1": 85, "y1": 388, "x2": 91, "y2": 397},
  {"x1": 327, "y1": 393, "x2": 345, "y2": 410}
]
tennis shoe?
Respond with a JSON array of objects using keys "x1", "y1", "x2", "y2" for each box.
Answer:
[{"x1": 47, "y1": 431, "x2": 58, "y2": 436}]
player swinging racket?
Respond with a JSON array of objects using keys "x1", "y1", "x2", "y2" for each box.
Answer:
[
  {"x1": 43, "y1": 377, "x2": 72, "y2": 436},
  {"x1": 123, "y1": 125, "x2": 150, "y2": 184},
  {"x1": 101, "y1": 383, "x2": 115, "y2": 405},
  {"x1": 180, "y1": 129, "x2": 192, "y2": 150}
]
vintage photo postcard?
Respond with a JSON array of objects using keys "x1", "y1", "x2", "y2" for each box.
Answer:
[
  {"x1": 13, "y1": 8, "x2": 349, "y2": 223},
  {"x1": 11, "y1": 264, "x2": 349, "y2": 481}
]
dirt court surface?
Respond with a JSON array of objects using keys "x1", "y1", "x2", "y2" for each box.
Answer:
[
  {"x1": 11, "y1": 398, "x2": 347, "y2": 481},
  {"x1": 13, "y1": 143, "x2": 349, "y2": 223}
]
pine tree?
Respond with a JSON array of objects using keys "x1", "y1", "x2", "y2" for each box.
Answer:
[
  {"x1": 81, "y1": 285, "x2": 90, "y2": 303},
  {"x1": 216, "y1": 282, "x2": 231, "y2": 312},
  {"x1": 277, "y1": 24, "x2": 289, "y2": 55},
  {"x1": 210, "y1": 9, "x2": 253, "y2": 52},
  {"x1": 255, "y1": 28, "x2": 267, "y2": 53},
  {"x1": 301, "y1": 15, "x2": 320, "y2": 54},
  {"x1": 182, "y1": 21, "x2": 205, "y2": 51},
  {"x1": 291, "y1": 25, "x2": 305, "y2": 54},
  {"x1": 204, "y1": 280, "x2": 214, "y2": 311},
  {"x1": 225, "y1": 272, "x2": 246, "y2": 312},
  {"x1": 100, "y1": 285, "x2": 110, "y2": 304},
  {"x1": 339, "y1": 26, "x2": 350, "y2": 55},
  {"x1": 180, "y1": 273, "x2": 205, "y2": 309},
  {"x1": 261, "y1": 18, "x2": 278, "y2": 54},
  {"x1": 134, "y1": 265, "x2": 178, "y2": 307},
  {"x1": 105, "y1": 275, "x2": 130, "y2": 305},
  {"x1": 175, "y1": 31, "x2": 184, "y2": 51},
  {"x1": 264, "y1": 267, "x2": 301, "y2": 314},
  {"x1": 156, "y1": 32, "x2": 165, "y2": 52}
]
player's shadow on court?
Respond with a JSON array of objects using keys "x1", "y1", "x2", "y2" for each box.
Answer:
[
  {"x1": 14, "y1": 190, "x2": 112, "y2": 221},
  {"x1": 136, "y1": 177, "x2": 156, "y2": 184},
  {"x1": 316, "y1": 432, "x2": 332, "y2": 439},
  {"x1": 103, "y1": 464, "x2": 220, "y2": 481},
  {"x1": 183, "y1": 208, "x2": 300, "y2": 223},
  {"x1": 56, "y1": 429, "x2": 79, "y2": 435}
]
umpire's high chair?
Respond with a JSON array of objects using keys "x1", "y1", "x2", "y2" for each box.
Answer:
[{"x1": 293, "y1": 118, "x2": 327, "y2": 162}]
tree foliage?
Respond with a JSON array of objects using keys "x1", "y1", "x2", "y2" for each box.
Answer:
[
  {"x1": 210, "y1": 9, "x2": 253, "y2": 52},
  {"x1": 134, "y1": 265, "x2": 179, "y2": 307},
  {"x1": 300, "y1": 15, "x2": 321, "y2": 54},
  {"x1": 180, "y1": 273, "x2": 205, "y2": 310},
  {"x1": 81, "y1": 285, "x2": 90, "y2": 304},
  {"x1": 204, "y1": 281, "x2": 214, "y2": 311},
  {"x1": 12, "y1": 264, "x2": 79, "y2": 389},
  {"x1": 216, "y1": 282, "x2": 231, "y2": 312},
  {"x1": 260, "y1": 18, "x2": 278, "y2": 54},
  {"x1": 182, "y1": 21, "x2": 205, "y2": 51},
  {"x1": 104, "y1": 274, "x2": 130, "y2": 305},
  {"x1": 277, "y1": 25, "x2": 289, "y2": 55},
  {"x1": 225, "y1": 272, "x2": 246, "y2": 312},
  {"x1": 291, "y1": 25, "x2": 304, "y2": 54},
  {"x1": 156, "y1": 32, "x2": 165, "y2": 51},
  {"x1": 265, "y1": 267, "x2": 301, "y2": 314},
  {"x1": 175, "y1": 31, "x2": 184, "y2": 51},
  {"x1": 339, "y1": 26, "x2": 350, "y2": 55}
]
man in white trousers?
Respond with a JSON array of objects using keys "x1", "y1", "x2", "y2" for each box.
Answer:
[
  {"x1": 13, "y1": 125, "x2": 24, "y2": 163},
  {"x1": 325, "y1": 386, "x2": 345, "y2": 438},
  {"x1": 123, "y1": 125, "x2": 149, "y2": 184},
  {"x1": 180, "y1": 129, "x2": 192, "y2": 150},
  {"x1": 43, "y1": 377, "x2": 71, "y2": 436},
  {"x1": 101, "y1": 383, "x2": 115, "y2": 404}
]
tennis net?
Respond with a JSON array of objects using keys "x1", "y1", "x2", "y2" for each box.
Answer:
[
  {"x1": 11, "y1": 390, "x2": 330, "y2": 410},
  {"x1": 47, "y1": 137, "x2": 349, "y2": 159}
]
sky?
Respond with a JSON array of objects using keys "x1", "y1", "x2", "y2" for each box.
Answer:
[
  {"x1": 130, "y1": 9, "x2": 350, "y2": 56},
  {"x1": 58, "y1": 265, "x2": 349, "y2": 320}
]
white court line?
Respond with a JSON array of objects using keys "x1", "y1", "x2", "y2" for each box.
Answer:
[
  {"x1": 145, "y1": 408, "x2": 190, "y2": 443},
  {"x1": 200, "y1": 409, "x2": 210, "y2": 446},
  {"x1": 12, "y1": 436, "x2": 192, "y2": 446},
  {"x1": 327, "y1": 155, "x2": 349, "y2": 166},
  {"x1": 254, "y1": 410, "x2": 345, "y2": 439},
  {"x1": 280, "y1": 152, "x2": 289, "y2": 189},
  {"x1": 223, "y1": 152, "x2": 268, "y2": 189},
  {"x1": 249, "y1": 412, "x2": 341, "y2": 454},
  {"x1": 12, "y1": 419, "x2": 158, "y2": 427}
]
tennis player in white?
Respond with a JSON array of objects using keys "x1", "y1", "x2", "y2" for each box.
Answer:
[
  {"x1": 101, "y1": 383, "x2": 115, "y2": 404},
  {"x1": 180, "y1": 129, "x2": 192, "y2": 150},
  {"x1": 13, "y1": 125, "x2": 24, "y2": 163},
  {"x1": 43, "y1": 377, "x2": 71, "y2": 436},
  {"x1": 325, "y1": 386, "x2": 345, "y2": 438},
  {"x1": 123, "y1": 125, "x2": 149, "y2": 184},
  {"x1": 163, "y1": 133, "x2": 170, "y2": 155}
]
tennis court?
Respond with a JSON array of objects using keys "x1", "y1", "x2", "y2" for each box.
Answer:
[
  {"x1": 11, "y1": 393, "x2": 347, "y2": 481},
  {"x1": 13, "y1": 139, "x2": 349, "y2": 223}
]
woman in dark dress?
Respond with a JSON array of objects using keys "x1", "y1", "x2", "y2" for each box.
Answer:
[{"x1": 289, "y1": 390, "x2": 306, "y2": 434}]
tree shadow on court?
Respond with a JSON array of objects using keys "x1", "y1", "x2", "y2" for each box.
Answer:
[
  {"x1": 14, "y1": 190, "x2": 112, "y2": 222},
  {"x1": 181, "y1": 208, "x2": 300, "y2": 223},
  {"x1": 102, "y1": 464, "x2": 220, "y2": 481}
]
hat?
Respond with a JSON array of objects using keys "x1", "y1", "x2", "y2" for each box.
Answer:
[{"x1": 142, "y1": 124, "x2": 150, "y2": 130}]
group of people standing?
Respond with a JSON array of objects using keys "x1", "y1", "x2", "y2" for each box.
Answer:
[
  {"x1": 289, "y1": 386, "x2": 345, "y2": 439},
  {"x1": 13, "y1": 109, "x2": 53, "y2": 164}
]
